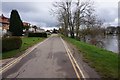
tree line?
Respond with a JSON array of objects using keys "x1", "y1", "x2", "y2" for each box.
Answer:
[{"x1": 52, "y1": 0, "x2": 104, "y2": 41}]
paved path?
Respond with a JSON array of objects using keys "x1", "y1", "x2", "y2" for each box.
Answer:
[{"x1": 2, "y1": 34, "x2": 77, "y2": 78}]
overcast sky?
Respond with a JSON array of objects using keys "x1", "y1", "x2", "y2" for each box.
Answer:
[{"x1": 1, "y1": 0, "x2": 119, "y2": 30}]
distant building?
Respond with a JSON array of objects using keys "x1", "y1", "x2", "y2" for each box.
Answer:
[
  {"x1": 34, "y1": 28, "x2": 45, "y2": 33},
  {"x1": 116, "y1": 26, "x2": 120, "y2": 34},
  {"x1": 0, "y1": 14, "x2": 32, "y2": 37},
  {"x1": 0, "y1": 14, "x2": 30, "y2": 32},
  {"x1": 0, "y1": 14, "x2": 45, "y2": 35},
  {"x1": 0, "y1": 14, "x2": 9, "y2": 31},
  {"x1": 23, "y1": 22, "x2": 31, "y2": 27},
  {"x1": 38, "y1": 28, "x2": 45, "y2": 33},
  {"x1": 46, "y1": 30, "x2": 51, "y2": 35},
  {"x1": 106, "y1": 26, "x2": 117, "y2": 34},
  {"x1": 29, "y1": 26, "x2": 45, "y2": 33}
]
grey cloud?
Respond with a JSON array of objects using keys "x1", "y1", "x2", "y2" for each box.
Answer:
[
  {"x1": 94, "y1": 1, "x2": 118, "y2": 26},
  {"x1": 2, "y1": 2, "x2": 57, "y2": 27},
  {"x1": 2, "y1": 1, "x2": 118, "y2": 28},
  {"x1": 2, "y1": 2, "x2": 38, "y2": 13},
  {"x1": 96, "y1": 7, "x2": 117, "y2": 23},
  {"x1": 118, "y1": 2, "x2": 120, "y2": 25}
]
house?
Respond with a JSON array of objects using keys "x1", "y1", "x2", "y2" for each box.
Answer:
[
  {"x1": 46, "y1": 30, "x2": 51, "y2": 35},
  {"x1": 0, "y1": 14, "x2": 30, "y2": 31},
  {"x1": 0, "y1": 14, "x2": 45, "y2": 35},
  {"x1": 0, "y1": 14, "x2": 9, "y2": 31},
  {"x1": 23, "y1": 22, "x2": 31, "y2": 27},
  {"x1": 30, "y1": 27, "x2": 45, "y2": 33},
  {"x1": 116, "y1": 26, "x2": 120, "y2": 34},
  {"x1": 37, "y1": 28, "x2": 45, "y2": 33},
  {"x1": 106, "y1": 26, "x2": 117, "y2": 34}
]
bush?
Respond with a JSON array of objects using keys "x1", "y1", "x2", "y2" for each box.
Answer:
[
  {"x1": 28, "y1": 33, "x2": 47, "y2": 37},
  {"x1": 2, "y1": 37, "x2": 22, "y2": 52}
]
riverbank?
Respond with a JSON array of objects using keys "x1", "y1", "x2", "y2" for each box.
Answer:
[
  {"x1": 2, "y1": 37, "x2": 46, "y2": 59},
  {"x1": 61, "y1": 35, "x2": 118, "y2": 79}
]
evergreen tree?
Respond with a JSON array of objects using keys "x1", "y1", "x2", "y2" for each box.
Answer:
[{"x1": 9, "y1": 10, "x2": 23, "y2": 36}]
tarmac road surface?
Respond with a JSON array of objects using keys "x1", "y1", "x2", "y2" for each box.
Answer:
[{"x1": 2, "y1": 34, "x2": 77, "y2": 78}]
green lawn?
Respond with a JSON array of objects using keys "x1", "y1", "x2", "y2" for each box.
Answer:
[
  {"x1": 61, "y1": 35, "x2": 118, "y2": 78},
  {"x1": 2, "y1": 37, "x2": 46, "y2": 59}
]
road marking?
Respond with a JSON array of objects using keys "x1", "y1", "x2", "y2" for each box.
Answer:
[
  {"x1": 0, "y1": 37, "x2": 50, "y2": 73},
  {"x1": 61, "y1": 37, "x2": 86, "y2": 80}
]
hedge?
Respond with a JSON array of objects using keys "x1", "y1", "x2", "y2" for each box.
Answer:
[
  {"x1": 28, "y1": 33, "x2": 47, "y2": 37},
  {"x1": 2, "y1": 37, "x2": 22, "y2": 52}
]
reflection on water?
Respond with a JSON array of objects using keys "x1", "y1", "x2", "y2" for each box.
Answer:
[
  {"x1": 102, "y1": 35, "x2": 118, "y2": 53},
  {"x1": 85, "y1": 35, "x2": 119, "y2": 53}
]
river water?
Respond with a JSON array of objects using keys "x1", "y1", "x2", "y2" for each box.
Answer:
[
  {"x1": 83, "y1": 35, "x2": 119, "y2": 53},
  {"x1": 102, "y1": 35, "x2": 119, "y2": 53}
]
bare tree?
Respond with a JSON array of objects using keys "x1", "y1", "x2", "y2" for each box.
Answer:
[
  {"x1": 52, "y1": 1, "x2": 71, "y2": 37},
  {"x1": 74, "y1": 0, "x2": 80, "y2": 39},
  {"x1": 73, "y1": 0, "x2": 95, "y2": 40},
  {"x1": 52, "y1": 0, "x2": 103, "y2": 40}
]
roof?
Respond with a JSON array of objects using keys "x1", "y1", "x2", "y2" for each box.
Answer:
[
  {"x1": 23, "y1": 22, "x2": 31, "y2": 26},
  {"x1": 0, "y1": 14, "x2": 9, "y2": 24}
]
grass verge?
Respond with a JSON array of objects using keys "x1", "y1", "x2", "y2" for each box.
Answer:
[
  {"x1": 61, "y1": 35, "x2": 118, "y2": 78},
  {"x1": 2, "y1": 37, "x2": 46, "y2": 59}
]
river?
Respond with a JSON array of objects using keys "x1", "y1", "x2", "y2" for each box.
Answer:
[
  {"x1": 102, "y1": 35, "x2": 119, "y2": 53},
  {"x1": 83, "y1": 35, "x2": 119, "y2": 53}
]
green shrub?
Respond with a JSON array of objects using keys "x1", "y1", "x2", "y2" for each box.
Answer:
[
  {"x1": 2, "y1": 37, "x2": 22, "y2": 52},
  {"x1": 28, "y1": 33, "x2": 47, "y2": 37}
]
